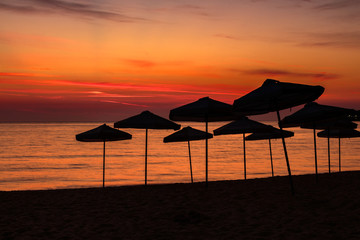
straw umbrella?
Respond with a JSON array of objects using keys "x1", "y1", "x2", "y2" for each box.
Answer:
[
  {"x1": 169, "y1": 97, "x2": 235, "y2": 186},
  {"x1": 163, "y1": 126, "x2": 213, "y2": 183},
  {"x1": 213, "y1": 117, "x2": 272, "y2": 180},
  {"x1": 301, "y1": 119, "x2": 357, "y2": 173},
  {"x1": 318, "y1": 129, "x2": 360, "y2": 172},
  {"x1": 114, "y1": 111, "x2": 180, "y2": 185},
  {"x1": 245, "y1": 127, "x2": 294, "y2": 177},
  {"x1": 233, "y1": 79, "x2": 324, "y2": 194},
  {"x1": 76, "y1": 124, "x2": 132, "y2": 188},
  {"x1": 281, "y1": 102, "x2": 358, "y2": 180}
]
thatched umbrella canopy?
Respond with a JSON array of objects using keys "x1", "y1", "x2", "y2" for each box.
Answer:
[
  {"x1": 76, "y1": 124, "x2": 132, "y2": 188},
  {"x1": 114, "y1": 111, "x2": 180, "y2": 185}
]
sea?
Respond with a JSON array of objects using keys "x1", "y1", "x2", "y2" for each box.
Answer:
[{"x1": 1, "y1": 122, "x2": 359, "y2": 191}]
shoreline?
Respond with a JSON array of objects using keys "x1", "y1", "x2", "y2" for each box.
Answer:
[
  {"x1": 1, "y1": 171, "x2": 360, "y2": 239},
  {"x1": 2, "y1": 170, "x2": 357, "y2": 193}
]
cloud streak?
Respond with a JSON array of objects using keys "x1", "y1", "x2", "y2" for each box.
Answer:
[
  {"x1": 297, "y1": 31, "x2": 360, "y2": 49},
  {"x1": 239, "y1": 68, "x2": 340, "y2": 81},
  {"x1": 0, "y1": 0, "x2": 148, "y2": 23},
  {"x1": 314, "y1": 0, "x2": 360, "y2": 10}
]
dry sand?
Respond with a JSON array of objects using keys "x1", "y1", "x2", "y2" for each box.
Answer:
[{"x1": 1, "y1": 171, "x2": 360, "y2": 240}]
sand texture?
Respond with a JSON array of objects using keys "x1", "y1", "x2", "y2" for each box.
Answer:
[{"x1": 1, "y1": 171, "x2": 360, "y2": 240}]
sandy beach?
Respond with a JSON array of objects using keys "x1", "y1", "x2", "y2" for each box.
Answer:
[{"x1": 1, "y1": 171, "x2": 359, "y2": 240}]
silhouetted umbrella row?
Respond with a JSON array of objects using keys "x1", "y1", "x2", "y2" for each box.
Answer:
[
  {"x1": 281, "y1": 102, "x2": 358, "y2": 181},
  {"x1": 75, "y1": 78, "x2": 358, "y2": 192},
  {"x1": 318, "y1": 129, "x2": 360, "y2": 172},
  {"x1": 233, "y1": 79, "x2": 325, "y2": 194}
]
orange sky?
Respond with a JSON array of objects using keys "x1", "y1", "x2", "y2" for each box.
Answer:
[{"x1": 1, "y1": 0, "x2": 359, "y2": 122}]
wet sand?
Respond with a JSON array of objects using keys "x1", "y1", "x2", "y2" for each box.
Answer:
[{"x1": 1, "y1": 171, "x2": 360, "y2": 239}]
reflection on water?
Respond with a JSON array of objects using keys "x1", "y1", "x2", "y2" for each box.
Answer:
[{"x1": 0, "y1": 122, "x2": 359, "y2": 191}]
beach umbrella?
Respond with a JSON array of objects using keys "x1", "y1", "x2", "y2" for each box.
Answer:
[
  {"x1": 281, "y1": 102, "x2": 357, "y2": 128},
  {"x1": 76, "y1": 124, "x2": 132, "y2": 188},
  {"x1": 163, "y1": 126, "x2": 213, "y2": 183},
  {"x1": 114, "y1": 111, "x2": 180, "y2": 185},
  {"x1": 169, "y1": 97, "x2": 235, "y2": 185},
  {"x1": 318, "y1": 129, "x2": 360, "y2": 172},
  {"x1": 301, "y1": 119, "x2": 357, "y2": 173},
  {"x1": 281, "y1": 102, "x2": 358, "y2": 180},
  {"x1": 213, "y1": 117, "x2": 272, "y2": 180},
  {"x1": 233, "y1": 79, "x2": 324, "y2": 194},
  {"x1": 245, "y1": 127, "x2": 294, "y2": 177}
]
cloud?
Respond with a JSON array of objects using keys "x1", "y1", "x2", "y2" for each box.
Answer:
[
  {"x1": 122, "y1": 59, "x2": 157, "y2": 68},
  {"x1": 0, "y1": 72, "x2": 58, "y2": 78},
  {"x1": 99, "y1": 100, "x2": 148, "y2": 107},
  {"x1": 120, "y1": 102, "x2": 149, "y2": 107},
  {"x1": 0, "y1": 2, "x2": 45, "y2": 14},
  {"x1": 297, "y1": 31, "x2": 360, "y2": 49},
  {"x1": 151, "y1": 3, "x2": 210, "y2": 17},
  {"x1": 121, "y1": 58, "x2": 191, "y2": 69},
  {"x1": 239, "y1": 68, "x2": 340, "y2": 81},
  {"x1": 0, "y1": 0, "x2": 148, "y2": 23},
  {"x1": 214, "y1": 34, "x2": 239, "y2": 41},
  {"x1": 175, "y1": 4, "x2": 210, "y2": 16},
  {"x1": 314, "y1": 0, "x2": 360, "y2": 10}
]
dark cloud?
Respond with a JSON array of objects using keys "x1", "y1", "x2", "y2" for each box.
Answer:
[
  {"x1": 314, "y1": 0, "x2": 360, "y2": 10},
  {"x1": 0, "y1": 0, "x2": 148, "y2": 23},
  {"x1": 0, "y1": 2, "x2": 46, "y2": 14},
  {"x1": 235, "y1": 68, "x2": 340, "y2": 81}
]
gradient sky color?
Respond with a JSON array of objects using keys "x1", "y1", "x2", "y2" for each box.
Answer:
[{"x1": 1, "y1": 0, "x2": 359, "y2": 122}]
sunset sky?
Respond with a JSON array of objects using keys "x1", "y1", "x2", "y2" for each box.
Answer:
[{"x1": 1, "y1": 0, "x2": 359, "y2": 122}]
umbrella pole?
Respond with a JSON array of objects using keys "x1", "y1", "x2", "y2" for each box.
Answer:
[
  {"x1": 205, "y1": 118, "x2": 208, "y2": 187},
  {"x1": 269, "y1": 139, "x2": 274, "y2": 177},
  {"x1": 338, "y1": 137, "x2": 341, "y2": 172},
  {"x1": 327, "y1": 129, "x2": 331, "y2": 173},
  {"x1": 276, "y1": 109, "x2": 294, "y2": 195},
  {"x1": 145, "y1": 128, "x2": 148, "y2": 186},
  {"x1": 103, "y1": 140, "x2": 105, "y2": 188},
  {"x1": 243, "y1": 133, "x2": 246, "y2": 180},
  {"x1": 313, "y1": 127, "x2": 318, "y2": 182},
  {"x1": 188, "y1": 141, "x2": 193, "y2": 183}
]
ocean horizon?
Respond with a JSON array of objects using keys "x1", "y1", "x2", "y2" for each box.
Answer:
[{"x1": 1, "y1": 121, "x2": 359, "y2": 191}]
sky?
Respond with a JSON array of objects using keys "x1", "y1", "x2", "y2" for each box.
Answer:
[{"x1": 1, "y1": 0, "x2": 359, "y2": 122}]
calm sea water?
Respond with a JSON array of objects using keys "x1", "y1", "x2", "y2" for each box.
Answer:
[{"x1": 0, "y1": 122, "x2": 359, "y2": 191}]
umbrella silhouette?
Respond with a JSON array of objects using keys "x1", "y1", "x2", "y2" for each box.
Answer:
[
  {"x1": 281, "y1": 102, "x2": 358, "y2": 180},
  {"x1": 76, "y1": 124, "x2": 132, "y2": 188},
  {"x1": 233, "y1": 79, "x2": 324, "y2": 194},
  {"x1": 169, "y1": 97, "x2": 235, "y2": 185},
  {"x1": 301, "y1": 119, "x2": 357, "y2": 173},
  {"x1": 114, "y1": 111, "x2": 180, "y2": 185},
  {"x1": 163, "y1": 126, "x2": 213, "y2": 183},
  {"x1": 245, "y1": 127, "x2": 294, "y2": 177},
  {"x1": 213, "y1": 117, "x2": 272, "y2": 180},
  {"x1": 318, "y1": 129, "x2": 360, "y2": 172}
]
